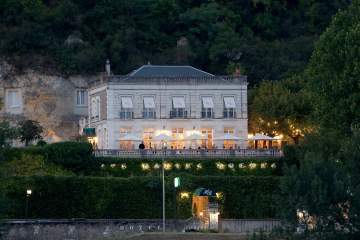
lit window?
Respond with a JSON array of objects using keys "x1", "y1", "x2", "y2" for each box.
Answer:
[{"x1": 76, "y1": 89, "x2": 87, "y2": 106}]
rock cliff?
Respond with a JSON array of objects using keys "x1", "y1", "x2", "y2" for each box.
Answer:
[{"x1": 0, "y1": 60, "x2": 97, "y2": 142}]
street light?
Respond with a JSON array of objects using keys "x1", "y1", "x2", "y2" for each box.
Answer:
[
  {"x1": 161, "y1": 140, "x2": 166, "y2": 232},
  {"x1": 25, "y1": 189, "x2": 32, "y2": 218}
]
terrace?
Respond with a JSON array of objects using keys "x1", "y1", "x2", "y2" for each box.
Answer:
[{"x1": 93, "y1": 148, "x2": 282, "y2": 158}]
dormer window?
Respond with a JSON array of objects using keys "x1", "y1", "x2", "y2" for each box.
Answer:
[
  {"x1": 170, "y1": 97, "x2": 187, "y2": 118},
  {"x1": 223, "y1": 97, "x2": 236, "y2": 119},
  {"x1": 201, "y1": 97, "x2": 214, "y2": 118},
  {"x1": 143, "y1": 97, "x2": 156, "y2": 119},
  {"x1": 120, "y1": 97, "x2": 134, "y2": 120}
]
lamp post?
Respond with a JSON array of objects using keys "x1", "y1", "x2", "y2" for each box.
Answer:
[
  {"x1": 25, "y1": 189, "x2": 32, "y2": 218},
  {"x1": 162, "y1": 140, "x2": 166, "y2": 233}
]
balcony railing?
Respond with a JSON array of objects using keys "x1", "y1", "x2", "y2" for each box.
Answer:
[
  {"x1": 143, "y1": 111, "x2": 156, "y2": 119},
  {"x1": 120, "y1": 111, "x2": 134, "y2": 120},
  {"x1": 223, "y1": 109, "x2": 236, "y2": 119},
  {"x1": 170, "y1": 109, "x2": 188, "y2": 119},
  {"x1": 201, "y1": 110, "x2": 214, "y2": 119},
  {"x1": 94, "y1": 149, "x2": 282, "y2": 158}
]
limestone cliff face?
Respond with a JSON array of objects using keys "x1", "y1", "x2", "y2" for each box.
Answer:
[{"x1": 0, "y1": 60, "x2": 98, "y2": 142}]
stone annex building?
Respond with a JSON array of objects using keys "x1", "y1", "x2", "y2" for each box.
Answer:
[{"x1": 0, "y1": 61, "x2": 248, "y2": 148}]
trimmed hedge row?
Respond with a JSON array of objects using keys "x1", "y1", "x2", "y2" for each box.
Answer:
[
  {"x1": 2, "y1": 142, "x2": 96, "y2": 173},
  {"x1": 94, "y1": 157, "x2": 282, "y2": 177},
  {"x1": 0, "y1": 175, "x2": 280, "y2": 219}
]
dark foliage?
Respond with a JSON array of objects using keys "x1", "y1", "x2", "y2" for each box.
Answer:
[
  {"x1": 0, "y1": 0, "x2": 351, "y2": 84},
  {"x1": 0, "y1": 175, "x2": 279, "y2": 219}
]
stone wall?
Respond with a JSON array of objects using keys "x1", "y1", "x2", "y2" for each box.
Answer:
[
  {"x1": 0, "y1": 219, "x2": 282, "y2": 240},
  {"x1": 0, "y1": 219, "x2": 188, "y2": 240},
  {"x1": 0, "y1": 60, "x2": 98, "y2": 142}
]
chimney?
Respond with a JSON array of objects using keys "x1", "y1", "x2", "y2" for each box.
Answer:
[
  {"x1": 105, "y1": 59, "x2": 111, "y2": 76},
  {"x1": 233, "y1": 67, "x2": 241, "y2": 76}
]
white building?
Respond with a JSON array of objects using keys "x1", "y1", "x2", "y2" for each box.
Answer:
[{"x1": 88, "y1": 65, "x2": 248, "y2": 150}]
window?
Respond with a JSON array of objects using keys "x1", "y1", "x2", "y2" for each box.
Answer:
[
  {"x1": 143, "y1": 97, "x2": 156, "y2": 119},
  {"x1": 171, "y1": 128, "x2": 184, "y2": 149},
  {"x1": 6, "y1": 89, "x2": 21, "y2": 108},
  {"x1": 91, "y1": 96, "x2": 100, "y2": 120},
  {"x1": 201, "y1": 97, "x2": 214, "y2": 118},
  {"x1": 119, "y1": 128, "x2": 133, "y2": 150},
  {"x1": 223, "y1": 97, "x2": 236, "y2": 118},
  {"x1": 223, "y1": 127, "x2": 235, "y2": 149},
  {"x1": 170, "y1": 97, "x2": 187, "y2": 118},
  {"x1": 120, "y1": 97, "x2": 133, "y2": 119},
  {"x1": 76, "y1": 89, "x2": 87, "y2": 106}
]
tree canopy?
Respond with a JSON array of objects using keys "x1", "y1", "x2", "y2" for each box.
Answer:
[{"x1": 0, "y1": 0, "x2": 351, "y2": 84}]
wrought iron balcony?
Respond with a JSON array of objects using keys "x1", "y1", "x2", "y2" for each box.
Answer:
[
  {"x1": 201, "y1": 110, "x2": 214, "y2": 119},
  {"x1": 223, "y1": 109, "x2": 236, "y2": 119},
  {"x1": 170, "y1": 109, "x2": 188, "y2": 119},
  {"x1": 120, "y1": 111, "x2": 134, "y2": 120},
  {"x1": 142, "y1": 111, "x2": 156, "y2": 119}
]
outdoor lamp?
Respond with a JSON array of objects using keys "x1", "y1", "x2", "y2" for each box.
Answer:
[{"x1": 26, "y1": 189, "x2": 32, "y2": 196}]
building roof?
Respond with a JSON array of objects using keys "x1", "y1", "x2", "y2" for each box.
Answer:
[{"x1": 128, "y1": 65, "x2": 214, "y2": 77}]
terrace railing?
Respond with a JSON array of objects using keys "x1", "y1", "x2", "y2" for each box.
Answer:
[{"x1": 93, "y1": 149, "x2": 282, "y2": 158}]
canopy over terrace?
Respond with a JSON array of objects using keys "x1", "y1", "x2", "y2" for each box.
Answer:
[{"x1": 248, "y1": 133, "x2": 277, "y2": 149}]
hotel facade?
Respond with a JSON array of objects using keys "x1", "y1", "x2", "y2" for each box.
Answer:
[{"x1": 87, "y1": 65, "x2": 248, "y2": 150}]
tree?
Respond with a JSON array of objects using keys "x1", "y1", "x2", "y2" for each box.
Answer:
[
  {"x1": 18, "y1": 120, "x2": 43, "y2": 146},
  {"x1": 249, "y1": 76, "x2": 312, "y2": 144},
  {"x1": 0, "y1": 121, "x2": 18, "y2": 148},
  {"x1": 305, "y1": 0, "x2": 360, "y2": 135}
]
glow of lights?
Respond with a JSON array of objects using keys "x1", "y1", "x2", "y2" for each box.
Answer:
[
  {"x1": 101, "y1": 164, "x2": 105, "y2": 168},
  {"x1": 121, "y1": 163, "x2": 127, "y2": 170},
  {"x1": 216, "y1": 162, "x2": 226, "y2": 170},
  {"x1": 239, "y1": 163, "x2": 246, "y2": 169},
  {"x1": 141, "y1": 163, "x2": 150, "y2": 170},
  {"x1": 249, "y1": 163, "x2": 257, "y2": 169},
  {"x1": 110, "y1": 164, "x2": 116, "y2": 168},
  {"x1": 199, "y1": 212, "x2": 204, "y2": 217},
  {"x1": 175, "y1": 163, "x2": 181, "y2": 169},
  {"x1": 185, "y1": 163, "x2": 192, "y2": 169},
  {"x1": 260, "y1": 163, "x2": 267, "y2": 169},
  {"x1": 228, "y1": 163, "x2": 234, "y2": 169},
  {"x1": 196, "y1": 163, "x2": 202, "y2": 170},
  {"x1": 26, "y1": 189, "x2": 32, "y2": 195},
  {"x1": 271, "y1": 163, "x2": 277, "y2": 169},
  {"x1": 154, "y1": 163, "x2": 160, "y2": 169},
  {"x1": 164, "y1": 162, "x2": 172, "y2": 170},
  {"x1": 216, "y1": 192, "x2": 223, "y2": 199},
  {"x1": 180, "y1": 192, "x2": 190, "y2": 199},
  {"x1": 247, "y1": 134, "x2": 254, "y2": 139}
]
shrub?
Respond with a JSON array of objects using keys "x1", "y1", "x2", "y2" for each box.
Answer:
[
  {"x1": 42, "y1": 141, "x2": 96, "y2": 172},
  {"x1": 0, "y1": 175, "x2": 279, "y2": 219}
]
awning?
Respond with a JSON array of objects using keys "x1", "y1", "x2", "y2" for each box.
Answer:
[
  {"x1": 121, "y1": 97, "x2": 133, "y2": 108},
  {"x1": 248, "y1": 133, "x2": 274, "y2": 141},
  {"x1": 202, "y1": 97, "x2": 214, "y2": 108},
  {"x1": 143, "y1": 97, "x2": 155, "y2": 108},
  {"x1": 193, "y1": 187, "x2": 216, "y2": 197},
  {"x1": 172, "y1": 97, "x2": 185, "y2": 108},
  {"x1": 224, "y1": 97, "x2": 236, "y2": 108},
  {"x1": 118, "y1": 133, "x2": 142, "y2": 141},
  {"x1": 214, "y1": 133, "x2": 240, "y2": 140}
]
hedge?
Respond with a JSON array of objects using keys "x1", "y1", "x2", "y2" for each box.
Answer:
[
  {"x1": 0, "y1": 175, "x2": 280, "y2": 219},
  {"x1": 2, "y1": 142, "x2": 96, "y2": 173},
  {"x1": 93, "y1": 157, "x2": 282, "y2": 177}
]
